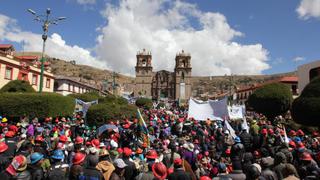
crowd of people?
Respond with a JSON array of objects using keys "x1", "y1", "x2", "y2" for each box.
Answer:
[{"x1": 0, "y1": 105, "x2": 319, "y2": 180}]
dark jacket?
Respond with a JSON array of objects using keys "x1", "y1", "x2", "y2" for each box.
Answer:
[
  {"x1": 227, "y1": 170, "x2": 246, "y2": 180},
  {"x1": 231, "y1": 143, "x2": 245, "y2": 161},
  {"x1": 81, "y1": 167, "x2": 103, "y2": 180},
  {"x1": 239, "y1": 131, "x2": 253, "y2": 152},
  {"x1": 168, "y1": 168, "x2": 192, "y2": 180},
  {"x1": 28, "y1": 164, "x2": 44, "y2": 180},
  {"x1": 5, "y1": 137, "x2": 17, "y2": 158},
  {"x1": 261, "y1": 169, "x2": 278, "y2": 180},
  {"x1": 69, "y1": 164, "x2": 83, "y2": 180},
  {"x1": 123, "y1": 158, "x2": 137, "y2": 180},
  {"x1": 0, "y1": 154, "x2": 10, "y2": 172}
]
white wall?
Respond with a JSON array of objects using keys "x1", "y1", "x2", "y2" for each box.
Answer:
[{"x1": 298, "y1": 60, "x2": 320, "y2": 93}]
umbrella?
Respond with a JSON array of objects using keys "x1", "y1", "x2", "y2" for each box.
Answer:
[{"x1": 97, "y1": 124, "x2": 119, "y2": 136}]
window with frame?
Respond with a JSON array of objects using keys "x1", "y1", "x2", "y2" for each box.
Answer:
[
  {"x1": 68, "y1": 83, "x2": 71, "y2": 92},
  {"x1": 32, "y1": 74, "x2": 38, "y2": 85},
  {"x1": 46, "y1": 78, "x2": 51, "y2": 88},
  {"x1": 5, "y1": 67, "x2": 13, "y2": 80}
]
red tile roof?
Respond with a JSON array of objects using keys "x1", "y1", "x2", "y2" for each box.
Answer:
[
  {"x1": 280, "y1": 76, "x2": 298, "y2": 83},
  {"x1": 0, "y1": 44, "x2": 13, "y2": 49},
  {"x1": 17, "y1": 56, "x2": 38, "y2": 61}
]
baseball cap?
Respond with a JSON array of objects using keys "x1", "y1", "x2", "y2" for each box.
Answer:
[{"x1": 114, "y1": 158, "x2": 127, "y2": 169}]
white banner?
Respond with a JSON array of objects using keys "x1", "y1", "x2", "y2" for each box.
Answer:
[
  {"x1": 228, "y1": 105, "x2": 245, "y2": 120},
  {"x1": 188, "y1": 99, "x2": 223, "y2": 121}
]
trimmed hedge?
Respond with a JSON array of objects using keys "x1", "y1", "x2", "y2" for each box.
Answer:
[
  {"x1": 0, "y1": 93, "x2": 74, "y2": 119},
  {"x1": 0, "y1": 80, "x2": 36, "y2": 93},
  {"x1": 69, "y1": 92, "x2": 128, "y2": 105},
  {"x1": 68, "y1": 92, "x2": 100, "y2": 102},
  {"x1": 292, "y1": 77, "x2": 320, "y2": 126},
  {"x1": 247, "y1": 83, "x2": 293, "y2": 120},
  {"x1": 86, "y1": 103, "x2": 136, "y2": 126},
  {"x1": 135, "y1": 98, "x2": 153, "y2": 109}
]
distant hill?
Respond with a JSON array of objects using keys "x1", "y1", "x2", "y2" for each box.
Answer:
[{"x1": 14, "y1": 51, "x2": 296, "y2": 96}]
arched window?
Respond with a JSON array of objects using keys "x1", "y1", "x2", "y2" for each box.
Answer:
[
  {"x1": 141, "y1": 59, "x2": 147, "y2": 66},
  {"x1": 181, "y1": 72, "x2": 185, "y2": 82}
]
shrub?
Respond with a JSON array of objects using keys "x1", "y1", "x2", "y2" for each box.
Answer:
[
  {"x1": 292, "y1": 77, "x2": 320, "y2": 126},
  {"x1": 86, "y1": 103, "x2": 136, "y2": 126},
  {"x1": 0, "y1": 80, "x2": 36, "y2": 93},
  {"x1": 135, "y1": 98, "x2": 153, "y2": 109},
  {"x1": 68, "y1": 92, "x2": 100, "y2": 102},
  {"x1": 247, "y1": 83, "x2": 293, "y2": 120},
  {"x1": 0, "y1": 93, "x2": 74, "y2": 119}
]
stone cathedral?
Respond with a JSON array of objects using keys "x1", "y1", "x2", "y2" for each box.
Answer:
[{"x1": 134, "y1": 49, "x2": 192, "y2": 101}]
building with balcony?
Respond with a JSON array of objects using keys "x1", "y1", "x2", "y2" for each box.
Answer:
[{"x1": 0, "y1": 44, "x2": 54, "y2": 92}]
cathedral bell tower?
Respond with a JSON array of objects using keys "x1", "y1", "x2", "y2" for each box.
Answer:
[
  {"x1": 134, "y1": 49, "x2": 153, "y2": 98},
  {"x1": 174, "y1": 50, "x2": 192, "y2": 101}
]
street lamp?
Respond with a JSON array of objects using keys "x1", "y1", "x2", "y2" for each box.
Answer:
[{"x1": 27, "y1": 8, "x2": 66, "y2": 93}]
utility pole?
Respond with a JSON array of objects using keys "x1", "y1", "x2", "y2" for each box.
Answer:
[
  {"x1": 112, "y1": 71, "x2": 119, "y2": 95},
  {"x1": 27, "y1": 8, "x2": 66, "y2": 93}
]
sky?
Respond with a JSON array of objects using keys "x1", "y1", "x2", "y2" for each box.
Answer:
[{"x1": 0, "y1": 0, "x2": 320, "y2": 76}]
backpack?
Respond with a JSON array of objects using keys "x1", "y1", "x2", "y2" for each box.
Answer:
[{"x1": 46, "y1": 165, "x2": 66, "y2": 180}]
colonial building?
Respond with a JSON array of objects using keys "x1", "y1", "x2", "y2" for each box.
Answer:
[
  {"x1": 298, "y1": 60, "x2": 320, "y2": 93},
  {"x1": 54, "y1": 76, "x2": 101, "y2": 96},
  {"x1": 279, "y1": 76, "x2": 298, "y2": 96},
  {"x1": 134, "y1": 49, "x2": 192, "y2": 101},
  {"x1": 0, "y1": 44, "x2": 54, "y2": 92}
]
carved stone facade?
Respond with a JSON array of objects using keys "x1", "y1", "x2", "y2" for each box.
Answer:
[{"x1": 134, "y1": 49, "x2": 192, "y2": 100}]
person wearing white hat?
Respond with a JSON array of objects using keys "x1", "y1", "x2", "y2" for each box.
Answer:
[{"x1": 110, "y1": 159, "x2": 127, "y2": 180}]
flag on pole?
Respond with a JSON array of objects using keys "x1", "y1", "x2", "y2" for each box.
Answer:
[
  {"x1": 137, "y1": 108, "x2": 150, "y2": 146},
  {"x1": 283, "y1": 126, "x2": 290, "y2": 144},
  {"x1": 137, "y1": 109, "x2": 149, "y2": 134}
]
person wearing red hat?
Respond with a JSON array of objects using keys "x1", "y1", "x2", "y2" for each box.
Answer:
[
  {"x1": 75, "y1": 136, "x2": 84, "y2": 145},
  {"x1": 4, "y1": 131, "x2": 17, "y2": 158},
  {"x1": 59, "y1": 135, "x2": 68, "y2": 144},
  {"x1": 34, "y1": 135, "x2": 47, "y2": 156},
  {"x1": 0, "y1": 142, "x2": 9, "y2": 172},
  {"x1": 69, "y1": 152, "x2": 86, "y2": 180},
  {"x1": 288, "y1": 130, "x2": 296, "y2": 137},
  {"x1": 298, "y1": 152, "x2": 319, "y2": 179},
  {"x1": 199, "y1": 176, "x2": 211, "y2": 180},
  {"x1": 146, "y1": 150, "x2": 158, "y2": 161},
  {"x1": 152, "y1": 162, "x2": 167, "y2": 180},
  {"x1": 0, "y1": 155, "x2": 30, "y2": 179},
  {"x1": 296, "y1": 129, "x2": 305, "y2": 137},
  {"x1": 91, "y1": 139, "x2": 100, "y2": 149},
  {"x1": 167, "y1": 158, "x2": 192, "y2": 180},
  {"x1": 8, "y1": 125, "x2": 18, "y2": 134}
]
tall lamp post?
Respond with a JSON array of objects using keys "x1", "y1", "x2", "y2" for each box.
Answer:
[{"x1": 27, "y1": 8, "x2": 66, "y2": 93}]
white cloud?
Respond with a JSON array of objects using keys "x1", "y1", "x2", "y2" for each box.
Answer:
[
  {"x1": 0, "y1": 13, "x2": 105, "y2": 68},
  {"x1": 297, "y1": 0, "x2": 320, "y2": 20},
  {"x1": 76, "y1": 0, "x2": 96, "y2": 5},
  {"x1": 293, "y1": 56, "x2": 306, "y2": 62},
  {"x1": 96, "y1": 0, "x2": 269, "y2": 76},
  {"x1": 273, "y1": 57, "x2": 284, "y2": 65}
]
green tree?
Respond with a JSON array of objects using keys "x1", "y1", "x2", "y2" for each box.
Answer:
[
  {"x1": 247, "y1": 83, "x2": 293, "y2": 120},
  {"x1": 68, "y1": 92, "x2": 100, "y2": 102},
  {"x1": 86, "y1": 103, "x2": 136, "y2": 126},
  {"x1": 291, "y1": 77, "x2": 320, "y2": 126},
  {"x1": 0, "y1": 80, "x2": 36, "y2": 93},
  {"x1": 135, "y1": 97, "x2": 153, "y2": 109}
]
